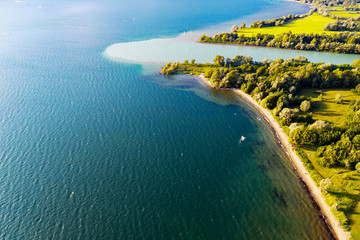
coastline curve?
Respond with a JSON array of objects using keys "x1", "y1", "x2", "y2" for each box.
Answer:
[{"x1": 197, "y1": 74, "x2": 351, "y2": 240}]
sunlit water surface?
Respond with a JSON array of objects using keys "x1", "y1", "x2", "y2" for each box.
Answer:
[{"x1": 0, "y1": 0, "x2": 341, "y2": 239}]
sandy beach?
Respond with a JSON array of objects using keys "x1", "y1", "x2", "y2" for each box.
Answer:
[{"x1": 198, "y1": 75, "x2": 351, "y2": 240}]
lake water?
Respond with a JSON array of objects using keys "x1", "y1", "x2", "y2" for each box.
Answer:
[{"x1": 0, "y1": 0, "x2": 347, "y2": 239}]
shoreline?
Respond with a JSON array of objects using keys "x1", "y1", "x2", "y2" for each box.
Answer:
[
  {"x1": 196, "y1": 41, "x2": 326, "y2": 54},
  {"x1": 196, "y1": 37, "x2": 358, "y2": 57},
  {"x1": 197, "y1": 74, "x2": 351, "y2": 240}
]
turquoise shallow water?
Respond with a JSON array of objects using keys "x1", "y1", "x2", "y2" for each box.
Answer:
[{"x1": 0, "y1": 0, "x2": 346, "y2": 239}]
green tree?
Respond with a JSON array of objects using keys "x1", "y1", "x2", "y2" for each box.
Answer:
[
  {"x1": 309, "y1": 120, "x2": 329, "y2": 131},
  {"x1": 232, "y1": 55, "x2": 245, "y2": 66},
  {"x1": 223, "y1": 70, "x2": 239, "y2": 87},
  {"x1": 231, "y1": 25, "x2": 239, "y2": 32},
  {"x1": 279, "y1": 108, "x2": 299, "y2": 121},
  {"x1": 244, "y1": 56, "x2": 253, "y2": 64},
  {"x1": 260, "y1": 92, "x2": 284, "y2": 109},
  {"x1": 161, "y1": 62, "x2": 177, "y2": 75},
  {"x1": 191, "y1": 59, "x2": 195, "y2": 64},
  {"x1": 346, "y1": 150, "x2": 360, "y2": 169},
  {"x1": 210, "y1": 69, "x2": 223, "y2": 84},
  {"x1": 213, "y1": 55, "x2": 224, "y2": 67},
  {"x1": 335, "y1": 94, "x2": 343, "y2": 104},
  {"x1": 351, "y1": 59, "x2": 360, "y2": 69},
  {"x1": 300, "y1": 100, "x2": 311, "y2": 112},
  {"x1": 352, "y1": 135, "x2": 360, "y2": 150},
  {"x1": 289, "y1": 127, "x2": 303, "y2": 146}
]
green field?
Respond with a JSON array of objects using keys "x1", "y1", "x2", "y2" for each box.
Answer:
[
  {"x1": 237, "y1": 13, "x2": 337, "y2": 36},
  {"x1": 330, "y1": 10, "x2": 360, "y2": 18},
  {"x1": 301, "y1": 88, "x2": 360, "y2": 125}
]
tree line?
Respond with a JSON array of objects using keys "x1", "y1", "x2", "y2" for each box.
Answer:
[
  {"x1": 293, "y1": 0, "x2": 358, "y2": 7},
  {"x1": 200, "y1": 31, "x2": 360, "y2": 54},
  {"x1": 324, "y1": 19, "x2": 360, "y2": 31},
  {"x1": 249, "y1": 13, "x2": 308, "y2": 28}
]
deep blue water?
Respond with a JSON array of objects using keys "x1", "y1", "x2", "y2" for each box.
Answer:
[{"x1": 0, "y1": 0, "x2": 335, "y2": 239}]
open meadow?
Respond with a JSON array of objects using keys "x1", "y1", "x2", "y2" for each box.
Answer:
[{"x1": 237, "y1": 13, "x2": 337, "y2": 36}]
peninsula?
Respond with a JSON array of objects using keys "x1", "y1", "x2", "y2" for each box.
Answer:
[
  {"x1": 158, "y1": 1, "x2": 360, "y2": 238},
  {"x1": 161, "y1": 55, "x2": 360, "y2": 239},
  {"x1": 199, "y1": 0, "x2": 360, "y2": 54}
]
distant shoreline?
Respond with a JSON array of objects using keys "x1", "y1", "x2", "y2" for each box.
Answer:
[{"x1": 196, "y1": 74, "x2": 351, "y2": 240}]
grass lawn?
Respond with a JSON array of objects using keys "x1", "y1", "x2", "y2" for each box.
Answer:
[
  {"x1": 237, "y1": 13, "x2": 338, "y2": 36},
  {"x1": 329, "y1": 10, "x2": 360, "y2": 18},
  {"x1": 300, "y1": 88, "x2": 360, "y2": 125}
]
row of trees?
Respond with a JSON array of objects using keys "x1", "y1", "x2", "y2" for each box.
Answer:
[
  {"x1": 166, "y1": 55, "x2": 360, "y2": 89},
  {"x1": 199, "y1": 31, "x2": 360, "y2": 54},
  {"x1": 249, "y1": 13, "x2": 306, "y2": 28},
  {"x1": 322, "y1": 10, "x2": 360, "y2": 20},
  {"x1": 248, "y1": 8, "x2": 318, "y2": 29},
  {"x1": 293, "y1": 0, "x2": 358, "y2": 7},
  {"x1": 289, "y1": 122, "x2": 342, "y2": 147},
  {"x1": 324, "y1": 19, "x2": 360, "y2": 31}
]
